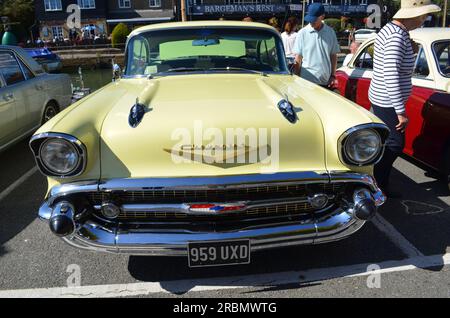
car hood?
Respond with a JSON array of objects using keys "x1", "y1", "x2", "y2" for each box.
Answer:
[{"x1": 99, "y1": 74, "x2": 327, "y2": 179}]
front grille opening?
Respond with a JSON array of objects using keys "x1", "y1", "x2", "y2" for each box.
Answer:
[
  {"x1": 88, "y1": 183, "x2": 342, "y2": 205},
  {"x1": 83, "y1": 181, "x2": 361, "y2": 231}
]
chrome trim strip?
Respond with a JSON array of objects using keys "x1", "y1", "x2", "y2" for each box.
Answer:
[
  {"x1": 99, "y1": 171, "x2": 330, "y2": 191},
  {"x1": 58, "y1": 208, "x2": 364, "y2": 255},
  {"x1": 41, "y1": 172, "x2": 383, "y2": 206},
  {"x1": 95, "y1": 196, "x2": 332, "y2": 216}
]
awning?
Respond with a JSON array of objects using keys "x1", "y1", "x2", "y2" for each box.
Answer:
[
  {"x1": 107, "y1": 9, "x2": 174, "y2": 24},
  {"x1": 106, "y1": 17, "x2": 172, "y2": 23}
]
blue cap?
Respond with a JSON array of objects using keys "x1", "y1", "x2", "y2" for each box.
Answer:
[{"x1": 304, "y1": 3, "x2": 325, "y2": 23}]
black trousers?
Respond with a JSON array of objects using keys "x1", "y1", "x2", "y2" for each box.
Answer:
[{"x1": 371, "y1": 104, "x2": 405, "y2": 191}]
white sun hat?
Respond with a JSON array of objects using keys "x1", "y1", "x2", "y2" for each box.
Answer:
[{"x1": 393, "y1": 0, "x2": 441, "y2": 19}]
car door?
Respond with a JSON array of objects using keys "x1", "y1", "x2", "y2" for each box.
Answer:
[
  {"x1": 342, "y1": 41, "x2": 375, "y2": 111},
  {"x1": 0, "y1": 51, "x2": 20, "y2": 149},
  {"x1": 15, "y1": 55, "x2": 48, "y2": 129},
  {"x1": 0, "y1": 50, "x2": 33, "y2": 138},
  {"x1": 408, "y1": 40, "x2": 450, "y2": 170},
  {"x1": 402, "y1": 43, "x2": 438, "y2": 163}
]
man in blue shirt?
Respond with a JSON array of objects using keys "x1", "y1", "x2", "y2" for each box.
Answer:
[{"x1": 293, "y1": 3, "x2": 340, "y2": 88}]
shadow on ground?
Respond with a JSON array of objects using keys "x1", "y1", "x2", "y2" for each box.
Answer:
[{"x1": 0, "y1": 139, "x2": 45, "y2": 258}]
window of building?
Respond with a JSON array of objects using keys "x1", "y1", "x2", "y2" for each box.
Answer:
[
  {"x1": 77, "y1": 0, "x2": 96, "y2": 9},
  {"x1": 119, "y1": 0, "x2": 131, "y2": 8},
  {"x1": 149, "y1": 0, "x2": 161, "y2": 7},
  {"x1": 359, "y1": 0, "x2": 368, "y2": 4},
  {"x1": 0, "y1": 52, "x2": 26, "y2": 86},
  {"x1": 44, "y1": 0, "x2": 62, "y2": 11},
  {"x1": 51, "y1": 26, "x2": 64, "y2": 39}
]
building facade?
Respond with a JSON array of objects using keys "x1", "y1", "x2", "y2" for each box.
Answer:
[
  {"x1": 187, "y1": 0, "x2": 378, "y2": 28},
  {"x1": 106, "y1": 0, "x2": 176, "y2": 31},
  {"x1": 35, "y1": 0, "x2": 177, "y2": 41},
  {"x1": 35, "y1": 0, "x2": 108, "y2": 41}
]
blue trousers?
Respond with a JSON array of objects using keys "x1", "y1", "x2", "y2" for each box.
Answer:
[{"x1": 372, "y1": 104, "x2": 405, "y2": 191}]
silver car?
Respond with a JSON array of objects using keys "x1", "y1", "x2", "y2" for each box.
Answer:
[{"x1": 0, "y1": 45, "x2": 72, "y2": 152}]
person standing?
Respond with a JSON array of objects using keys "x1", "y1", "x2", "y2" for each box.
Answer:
[
  {"x1": 293, "y1": 3, "x2": 340, "y2": 89},
  {"x1": 281, "y1": 21, "x2": 298, "y2": 71},
  {"x1": 368, "y1": 0, "x2": 441, "y2": 196}
]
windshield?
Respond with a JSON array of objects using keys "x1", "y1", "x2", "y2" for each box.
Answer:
[{"x1": 125, "y1": 27, "x2": 289, "y2": 77}]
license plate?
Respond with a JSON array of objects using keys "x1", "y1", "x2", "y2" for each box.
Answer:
[{"x1": 188, "y1": 239, "x2": 251, "y2": 268}]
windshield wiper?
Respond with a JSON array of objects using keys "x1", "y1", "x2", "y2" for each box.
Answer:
[
  {"x1": 148, "y1": 67, "x2": 206, "y2": 79},
  {"x1": 209, "y1": 67, "x2": 267, "y2": 76}
]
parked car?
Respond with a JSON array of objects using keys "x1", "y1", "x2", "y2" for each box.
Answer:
[
  {"x1": 335, "y1": 28, "x2": 450, "y2": 189},
  {"x1": 24, "y1": 47, "x2": 63, "y2": 73},
  {"x1": 354, "y1": 29, "x2": 377, "y2": 43},
  {"x1": 0, "y1": 45, "x2": 72, "y2": 152},
  {"x1": 31, "y1": 21, "x2": 389, "y2": 267}
]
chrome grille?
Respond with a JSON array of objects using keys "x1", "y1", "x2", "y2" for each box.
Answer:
[
  {"x1": 88, "y1": 183, "x2": 342, "y2": 205},
  {"x1": 114, "y1": 201, "x2": 314, "y2": 221}
]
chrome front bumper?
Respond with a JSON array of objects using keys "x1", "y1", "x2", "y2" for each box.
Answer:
[{"x1": 38, "y1": 172, "x2": 386, "y2": 256}]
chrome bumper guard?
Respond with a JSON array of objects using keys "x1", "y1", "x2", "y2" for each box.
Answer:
[{"x1": 38, "y1": 172, "x2": 386, "y2": 256}]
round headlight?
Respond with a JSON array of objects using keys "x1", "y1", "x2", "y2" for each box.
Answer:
[
  {"x1": 40, "y1": 138, "x2": 80, "y2": 175},
  {"x1": 344, "y1": 129, "x2": 382, "y2": 165}
]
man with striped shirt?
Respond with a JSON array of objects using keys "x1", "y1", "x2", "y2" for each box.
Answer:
[{"x1": 368, "y1": 0, "x2": 441, "y2": 196}]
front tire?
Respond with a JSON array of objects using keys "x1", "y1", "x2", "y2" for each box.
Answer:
[{"x1": 42, "y1": 102, "x2": 59, "y2": 124}]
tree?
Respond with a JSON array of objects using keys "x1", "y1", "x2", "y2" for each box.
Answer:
[
  {"x1": 111, "y1": 23, "x2": 130, "y2": 48},
  {"x1": 0, "y1": 0, "x2": 35, "y2": 42}
]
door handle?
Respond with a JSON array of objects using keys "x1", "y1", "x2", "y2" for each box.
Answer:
[{"x1": 3, "y1": 93, "x2": 13, "y2": 101}]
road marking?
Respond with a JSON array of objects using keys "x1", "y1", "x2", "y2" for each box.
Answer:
[
  {"x1": 0, "y1": 167, "x2": 38, "y2": 203},
  {"x1": 0, "y1": 253, "x2": 449, "y2": 298},
  {"x1": 401, "y1": 200, "x2": 450, "y2": 215},
  {"x1": 371, "y1": 214, "x2": 424, "y2": 258}
]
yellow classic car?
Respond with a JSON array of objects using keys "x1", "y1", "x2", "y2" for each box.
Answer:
[{"x1": 31, "y1": 21, "x2": 389, "y2": 267}]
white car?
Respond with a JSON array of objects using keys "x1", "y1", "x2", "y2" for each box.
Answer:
[
  {"x1": 0, "y1": 45, "x2": 72, "y2": 152},
  {"x1": 354, "y1": 29, "x2": 377, "y2": 43}
]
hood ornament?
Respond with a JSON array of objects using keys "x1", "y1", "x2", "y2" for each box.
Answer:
[
  {"x1": 128, "y1": 98, "x2": 147, "y2": 128},
  {"x1": 277, "y1": 97, "x2": 297, "y2": 124}
]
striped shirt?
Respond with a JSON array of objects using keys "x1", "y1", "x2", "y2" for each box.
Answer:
[{"x1": 368, "y1": 22, "x2": 415, "y2": 114}]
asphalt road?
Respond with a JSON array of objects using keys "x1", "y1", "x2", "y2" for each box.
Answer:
[{"x1": 0, "y1": 138, "x2": 449, "y2": 297}]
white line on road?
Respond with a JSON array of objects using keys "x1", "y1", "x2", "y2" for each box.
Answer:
[
  {"x1": 0, "y1": 167, "x2": 38, "y2": 203},
  {"x1": 0, "y1": 253, "x2": 449, "y2": 298},
  {"x1": 371, "y1": 214, "x2": 424, "y2": 258}
]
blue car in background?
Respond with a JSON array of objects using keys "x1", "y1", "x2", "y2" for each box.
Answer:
[{"x1": 24, "y1": 47, "x2": 62, "y2": 73}]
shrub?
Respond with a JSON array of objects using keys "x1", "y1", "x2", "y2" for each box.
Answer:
[
  {"x1": 324, "y1": 18, "x2": 342, "y2": 32},
  {"x1": 111, "y1": 23, "x2": 130, "y2": 48}
]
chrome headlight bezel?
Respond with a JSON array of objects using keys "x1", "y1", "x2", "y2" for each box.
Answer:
[
  {"x1": 338, "y1": 124, "x2": 389, "y2": 167},
  {"x1": 29, "y1": 133, "x2": 87, "y2": 178}
]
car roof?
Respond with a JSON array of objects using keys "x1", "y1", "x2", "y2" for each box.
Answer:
[
  {"x1": 0, "y1": 45, "x2": 45, "y2": 74},
  {"x1": 129, "y1": 20, "x2": 278, "y2": 37},
  {"x1": 410, "y1": 27, "x2": 450, "y2": 42}
]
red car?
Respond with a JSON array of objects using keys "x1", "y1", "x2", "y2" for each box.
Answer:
[{"x1": 335, "y1": 28, "x2": 450, "y2": 189}]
